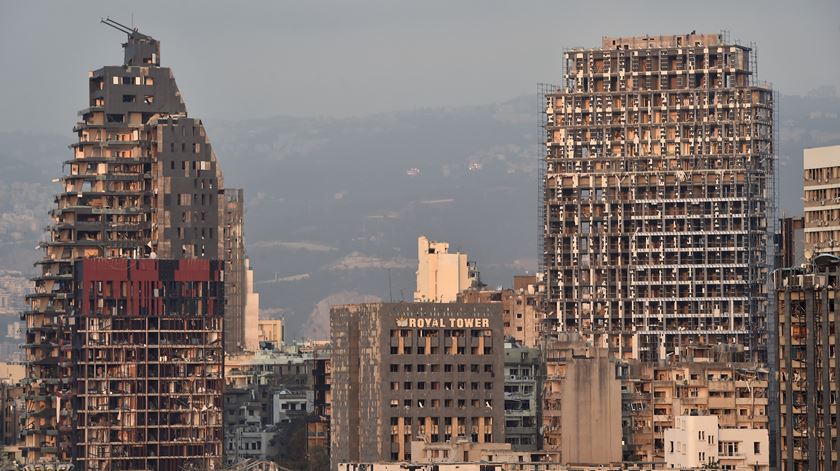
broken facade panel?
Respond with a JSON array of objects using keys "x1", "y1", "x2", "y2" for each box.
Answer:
[
  {"x1": 618, "y1": 356, "x2": 768, "y2": 464},
  {"x1": 73, "y1": 259, "x2": 223, "y2": 470},
  {"x1": 542, "y1": 33, "x2": 774, "y2": 360}
]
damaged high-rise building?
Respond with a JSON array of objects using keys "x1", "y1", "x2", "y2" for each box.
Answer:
[
  {"x1": 542, "y1": 33, "x2": 774, "y2": 360},
  {"x1": 22, "y1": 19, "x2": 254, "y2": 470}
]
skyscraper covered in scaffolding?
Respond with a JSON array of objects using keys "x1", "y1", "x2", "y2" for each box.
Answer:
[
  {"x1": 541, "y1": 33, "x2": 774, "y2": 361},
  {"x1": 22, "y1": 19, "x2": 251, "y2": 470}
]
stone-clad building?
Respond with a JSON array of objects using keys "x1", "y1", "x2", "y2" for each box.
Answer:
[{"x1": 330, "y1": 303, "x2": 504, "y2": 468}]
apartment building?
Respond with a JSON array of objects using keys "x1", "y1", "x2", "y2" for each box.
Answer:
[
  {"x1": 664, "y1": 415, "x2": 769, "y2": 470},
  {"x1": 71, "y1": 259, "x2": 224, "y2": 470},
  {"x1": 620, "y1": 356, "x2": 769, "y2": 464},
  {"x1": 22, "y1": 21, "x2": 249, "y2": 469},
  {"x1": 803, "y1": 145, "x2": 840, "y2": 256},
  {"x1": 458, "y1": 275, "x2": 547, "y2": 348},
  {"x1": 330, "y1": 303, "x2": 504, "y2": 468},
  {"x1": 542, "y1": 33, "x2": 774, "y2": 360}
]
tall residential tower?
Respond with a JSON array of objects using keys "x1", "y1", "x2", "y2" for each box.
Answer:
[
  {"x1": 22, "y1": 20, "x2": 250, "y2": 470},
  {"x1": 542, "y1": 33, "x2": 774, "y2": 360}
]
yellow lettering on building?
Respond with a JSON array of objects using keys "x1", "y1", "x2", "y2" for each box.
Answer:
[{"x1": 398, "y1": 317, "x2": 491, "y2": 328}]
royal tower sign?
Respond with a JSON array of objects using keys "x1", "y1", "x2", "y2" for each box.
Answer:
[{"x1": 395, "y1": 316, "x2": 491, "y2": 329}]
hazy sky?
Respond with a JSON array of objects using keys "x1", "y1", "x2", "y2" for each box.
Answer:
[{"x1": 1, "y1": 1, "x2": 839, "y2": 135}]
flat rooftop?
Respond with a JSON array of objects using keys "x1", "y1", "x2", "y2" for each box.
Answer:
[{"x1": 804, "y1": 145, "x2": 840, "y2": 170}]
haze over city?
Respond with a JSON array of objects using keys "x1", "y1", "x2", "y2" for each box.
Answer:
[
  {"x1": 2, "y1": 1, "x2": 839, "y2": 339},
  {"x1": 0, "y1": 2, "x2": 839, "y2": 470}
]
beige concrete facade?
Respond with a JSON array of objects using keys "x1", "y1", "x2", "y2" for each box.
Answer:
[
  {"x1": 664, "y1": 415, "x2": 769, "y2": 470},
  {"x1": 257, "y1": 319, "x2": 284, "y2": 347},
  {"x1": 540, "y1": 333, "x2": 768, "y2": 466},
  {"x1": 0, "y1": 363, "x2": 24, "y2": 384},
  {"x1": 457, "y1": 275, "x2": 547, "y2": 348},
  {"x1": 561, "y1": 351, "x2": 622, "y2": 464},
  {"x1": 415, "y1": 236, "x2": 470, "y2": 302},
  {"x1": 409, "y1": 439, "x2": 551, "y2": 464},
  {"x1": 803, "y1": 145, "x2": 840, "y2": 256},
  {"x1": 339, "y1": 463, "x2": 595, "y2": 471}
]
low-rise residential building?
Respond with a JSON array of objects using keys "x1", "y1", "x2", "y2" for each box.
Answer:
[
  {"x1": 224, "y1": 342, "x2": 331, "y2": 468},
  {"x1": 664, "y1": 415, "x2": 769, "y2": 470},
  {"x1": 225, "y1": 348, "x2": 315, "y2": 389},
  {"x1": 258, "y1": 319, "x2": 284, "y2": 349},
  {"x1": 273, "y1": 388, "x2": 311, "y2": 424},
  {"x1": 340, "y1": 456, "x2": 617, "y2": 471},
  {"x1": 539, "y1": 333, "x2": 767, "y2": 468},
  {"x1": 411, "y1": 439, "x2": 542, "y2": 464},
  {"x1": 225, "y1": 426, "x2": 281, "y2": 465},
  {"x1": 458, "y1": 275, "x2": 547, "y2": 349},
  {"x1": 620, "y1": 352, "x2": 769, "y2": 465}
]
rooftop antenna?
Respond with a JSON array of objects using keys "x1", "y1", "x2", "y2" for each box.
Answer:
[{"x1": 100, "y1": 17, "x2": 136, "y2": 36}]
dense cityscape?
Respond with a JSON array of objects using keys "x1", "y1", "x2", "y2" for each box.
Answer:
[{"x1": 0, "y1": 5, "x2": 838, "y2": 471}]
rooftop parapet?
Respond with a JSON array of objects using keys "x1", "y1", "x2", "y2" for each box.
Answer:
[{"x1": 601, "y1": 33, "x2": 721, "y2": 50}]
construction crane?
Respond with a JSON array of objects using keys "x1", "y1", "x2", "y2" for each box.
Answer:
[{"x1": 100, "y1": 16, "x2": 151, "y2": 39}]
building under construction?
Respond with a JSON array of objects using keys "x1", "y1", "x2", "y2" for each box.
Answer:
[
  {"x1": 22, "y1": 19, "x2": 250, "y2": 470},
  {"x1": 542, "y1": 33, "x2": 774, "y2": 360}
]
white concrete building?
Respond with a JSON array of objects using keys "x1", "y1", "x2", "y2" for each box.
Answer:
[
  {"x1": 414, "y1": 236, "x2": 470, "y2": 302},
  {"x1": 272, "y1": 387, "x2": 312, "y2": 424},
  {"x1": 664, "y1": 415, "x2": 768, "y2": 470}
]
